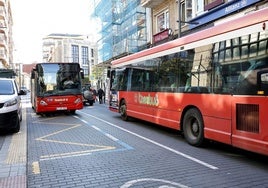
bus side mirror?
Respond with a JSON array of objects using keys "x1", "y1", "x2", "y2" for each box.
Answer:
[
  {"x1": 80, "y1": 69, "x2": 84, "y2": 79},
  {"x1": 31, "y1": 68, "x2": 36, "y2": 79},
  {"x1": 257, "y1": 70, "x2": 268, "y2": 95}
]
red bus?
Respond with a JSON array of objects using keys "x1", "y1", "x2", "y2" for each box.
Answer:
[
  {"x1": 109, "y1": 8, "x2": 268, "y2": 156},
  {"x1": 31, "y1": 63, "x2": 84, "y2": 115}
]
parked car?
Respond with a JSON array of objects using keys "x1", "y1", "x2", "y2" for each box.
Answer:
[
  {"x1": 0, "y1": 78, "x2": 26, "y2": 133},
  {"x1": 82, "y1": 84, "x2": 96, "y2": 106}
]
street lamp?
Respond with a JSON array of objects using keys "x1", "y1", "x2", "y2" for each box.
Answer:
[{"x1": 14, "y1": 63, "x2": 22, "y2": 87}]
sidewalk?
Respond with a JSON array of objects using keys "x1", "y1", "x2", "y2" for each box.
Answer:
[{"x1": 0, "y1": 103, "x2": 27, "y2": 188}]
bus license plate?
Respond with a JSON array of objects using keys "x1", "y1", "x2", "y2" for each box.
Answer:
[{"x1": 56, "y1": 107, "x2": 67, "y2": 110}]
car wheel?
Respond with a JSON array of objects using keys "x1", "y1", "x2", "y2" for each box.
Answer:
[
  {"x1": 70, "y1": 110, "x2": 76, "y2": 114},
  {"x1": 13, "y1": 116, "x2": 20, "y2": 133},
  {"x1": 19, "y1": 110, "x2": 22, "y2": 122},
  {"x1": 89, "y1": 100, "x2": 94, "y2": 106}
]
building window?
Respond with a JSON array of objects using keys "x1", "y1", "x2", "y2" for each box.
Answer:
[
  {"x1": 81, "y1": 46, "x2": 88, "y2": 66},
  {"x1": 204, "y1": 0, "x2": 224, "y2": 11},
  {"x1": 72, "y1": 45, "x2": 79, "y2": 63},
  {"x1": 194, "y1": 0, "x2": 204, "y2": 16},
  {"x1": 91, "y1": 48, "x2": 94, "y2": 58},
  {"x1": 157, "y1": 10, "x2": 169, "y2": 32},
  {"x1": 180, "y1": 1, "x2": 186, "y2": 26},
  {"x1": 180, "y1": 0, "x2": 192, "y2": 25}
]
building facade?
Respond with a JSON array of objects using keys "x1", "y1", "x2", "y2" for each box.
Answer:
[
  {"x1": 92, "y1": 0, "x2": 149, "y2": 64},
  {"x1": 0, "y1": 0, "x2": 13, "y2": 69},
  {"x1": 93, "y1": 0, "x2": 268, "y2": 66},
  {"x1": 42, "y1": 33, "x2": 97, "y2": 79},
  {"x1": 90, "y1": 0, "x2": 268, "y2": 95},
  {"x1": 142, "y1": 0, "x2": 268, "y2": 44}
]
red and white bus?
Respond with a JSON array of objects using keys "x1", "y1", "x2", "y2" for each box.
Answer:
[
  {"x1": 109, "y1": 8, "x2": 268, "y2": 156},
  {"x1": 31, "y1": 63, "x2": 84, "y2": 115}
]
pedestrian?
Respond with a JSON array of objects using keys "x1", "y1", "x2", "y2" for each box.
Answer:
[{"x1": 98, "y1": 88, "x2": 105, "y2": 104}]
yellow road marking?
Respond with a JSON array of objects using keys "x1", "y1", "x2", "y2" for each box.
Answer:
[
  {"x1": 33, "y1": 117, "x2": 117, "y2": 161},
  {"x1": 36, "y1": 124, "x2": 81, "y2": 141},
  {"x1": 40, "y1": 146, "x2": 116, "y2": 160}
]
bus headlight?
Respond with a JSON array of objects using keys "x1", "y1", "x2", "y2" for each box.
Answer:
[
  {"x1": 111, "y1": 94, "x2": 118, "y2": 101},
  {"x1": 40, "y1": 100, "x2": 48, "y2": 106},
  {"x1": 74, "y1": 98, "x2": 82, "y2": 104}
]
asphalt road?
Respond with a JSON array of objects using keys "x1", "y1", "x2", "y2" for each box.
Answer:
[{"x1": 24, "y1": 101, "x2": 268, "y2": 188}]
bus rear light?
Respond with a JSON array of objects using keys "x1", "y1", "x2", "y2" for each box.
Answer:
[{"x1": 40, "y1": 100, "x2": 48, "y2": 106}]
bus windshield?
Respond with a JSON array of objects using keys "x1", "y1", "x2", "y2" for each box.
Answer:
[{"x1": 36, "y1": 63, "x2": 82, "y2": 96}]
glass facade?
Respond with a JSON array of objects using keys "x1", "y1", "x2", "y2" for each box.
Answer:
[{"x1": 93, "y1": 0, "x2": 147, "y2": 63}]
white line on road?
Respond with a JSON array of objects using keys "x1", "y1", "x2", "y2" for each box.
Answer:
[
  {"x1": 77, "y1": 111, "x2": 218, "y2": 170},
  {"x1": 120, "y1": 178, "x2": 189, "y2": 188}
]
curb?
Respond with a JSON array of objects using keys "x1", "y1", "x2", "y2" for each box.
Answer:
[{"x1": 0, "y1": 101, "x2": 27, "y2": 188}]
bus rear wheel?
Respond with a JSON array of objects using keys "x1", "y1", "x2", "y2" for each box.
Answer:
[
  {"x1": 183, "y1": 108, "x2": 204, "y2": 146},
  {"x1": 120, "y1": 101, "x2": 128, "y2": 121}
]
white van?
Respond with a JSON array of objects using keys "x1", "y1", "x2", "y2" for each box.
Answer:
[{"x1": 0, "y1": 78, "x2": 26, "y2": 133}]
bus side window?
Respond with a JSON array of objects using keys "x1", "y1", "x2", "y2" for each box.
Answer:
[
  {"x1": 235, "y1": 58, "x2": 268, "y2": 95},
  {"x1": 184, "y1": 73, "x2": 191, "y2": 92},
  {"x1": 144, "y1": 72, "x2": 151, "y2": 91},
  {"x1": 131, "y1": 73, "x2": 141, "y2": 91}
]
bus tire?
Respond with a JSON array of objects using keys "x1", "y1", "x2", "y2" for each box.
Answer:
[
  {"x1": 120, "y1": 100, "x2": 128, "y2": 121},
  {"x1": 183, "y1": 108, "x2": 204, "y2": 147}
]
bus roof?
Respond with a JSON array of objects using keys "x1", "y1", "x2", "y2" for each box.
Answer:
[
  {"x1": 32, "y1": 62, "x2": 81, "y2": 69},
  {"x1": 111, "y1": 7, "x2": 268, "y2": 67},
  {"x1": 35, "y1": 62, "x2": 80, "y2": 65}
]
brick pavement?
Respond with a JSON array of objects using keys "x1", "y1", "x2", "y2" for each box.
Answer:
[{"x1": 0, "y1": 103, "x2": 27, "y2": 188}]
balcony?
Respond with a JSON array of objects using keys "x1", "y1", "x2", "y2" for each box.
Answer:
[
  {"x1": 0, "y1": 47, "x2": 6, "y2": 60},
  {"x1": 0, "y1": 0, "x2": 5, "y2": 6},
  {"x1": 0, "y1": 6, "x2": 5, "y2": 18},
  {"x1": 140, "y1": 0, "x2": 165, "y2": 8},
  {"x1": 0, "y1": 33, "x2": 6, "y2": 47}
]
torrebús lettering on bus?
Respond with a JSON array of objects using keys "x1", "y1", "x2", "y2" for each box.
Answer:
[{"x1": 135, "y1": 93, "x2": 159, "y2": 106}]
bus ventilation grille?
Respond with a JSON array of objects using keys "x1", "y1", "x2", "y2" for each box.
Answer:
[{"x1": 236, "y1": 104, "x2": 259, "y2": 133}]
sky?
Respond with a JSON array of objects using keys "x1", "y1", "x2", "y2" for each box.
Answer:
[{"x1": 10, "y1": 0, "x2": 97, "y2": 64}]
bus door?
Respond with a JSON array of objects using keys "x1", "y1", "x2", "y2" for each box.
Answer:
[{"x1": 127, "y1": 68, "x2": 156, "y2": 122}]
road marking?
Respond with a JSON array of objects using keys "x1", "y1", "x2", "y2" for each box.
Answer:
[
  {"x1": 78, "y1": 111, "x2": 218, "y2": 170},
  {"x1": 33, "y1": 121, "x2": 117, "y2": 161},
  {"x1": 32, "y1": 114, "x2": 133, "y2": 162},
  {"x1": 73, "y1": 116, "x2": 133, "y2": 150},
  {"x1": 121, "y1": 178, "x2": 189, "y2": 188},
  {"x1": 40, "y1": 146, "x2": 115, "y2": 160},
  {"x1": 32, "y1": 161, "x2": 40, "y2": 174}
]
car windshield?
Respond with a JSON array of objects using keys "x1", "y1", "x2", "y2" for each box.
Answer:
[{"x1": 0, "y1": 80, "x2": 14, "y2": 95}]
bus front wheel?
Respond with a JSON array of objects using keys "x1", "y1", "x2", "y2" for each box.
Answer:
[
  {"x1": 120, "y1": 101, "x2": 128, "y2": 121},
  {"x1": 183, "y1": 108, "x2": 204, "y2": 146}
]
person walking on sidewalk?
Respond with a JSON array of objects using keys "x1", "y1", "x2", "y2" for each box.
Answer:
[{"x1": 98, "y1": 88, "x2": 105, "y2": 104}]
